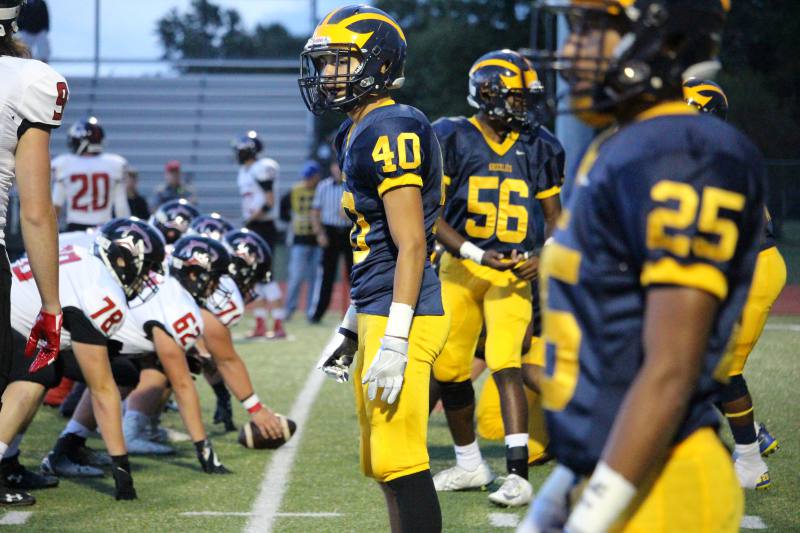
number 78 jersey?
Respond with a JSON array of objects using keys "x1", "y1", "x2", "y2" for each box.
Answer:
[
  {"x1": 10, "y1": 245, "x2": 128, "y2": 349},
  {"x1": 538, "y1": 108, "x2": 765, "y2": 476},
  {"x1": 434, "y1": 116, "x2": 564, "y2": 253}
]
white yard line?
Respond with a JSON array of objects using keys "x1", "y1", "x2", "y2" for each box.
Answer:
[
  {"x1": 488, "y1": 512, "x2": 520, "y2": 528},
  {"x1": 741, "y1": 515, "x2": 768, "y2": 530},
  {"x1": 244, "y1": 369, "x2": 327, "y2": 533},
  {"x1": 764, "y1": 323, "x2": 800, "y2": 332},
  {"x1": 0, "y1": 512, "x2": 32, "y2": 526}
]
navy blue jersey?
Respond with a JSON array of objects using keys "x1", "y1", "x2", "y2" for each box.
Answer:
[
  {"x1": 539, "y1": 103, "x2": 765, "y2": 475},
  {"x1": 434, "y1": 117, "x2": 564, "y2": 253},
  {"x1": 333, "y1": 101, "x2": 443, "y2": 316}
]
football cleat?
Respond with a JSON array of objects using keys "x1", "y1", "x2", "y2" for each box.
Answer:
[
  {"x1": 267, "y1": 319, "x2": 287, "y2": 339},
  {"x1": 43, "y1": 377, "x2": 75, "y2": 408},
  {"x1": 433, "y1": 462, "x2": 495, "y2": 492},
  {"x1": 734, "y1": 456, "x2": 771, "y2": 490},
  {"x1": 488, "y1": 473, "x2": 534, "y2": 507},
  {"x1": 0, "y1": 479, "x2": 34, "y2": 507},
  {"x1": 123, "y1": 412, "x2": 175, "y2": 455},
  {"x1": 112, "y1": 466, "x2": 137, "y2": 501},
  {"x1": 40, "y1": 451, "x2": 103, "y2": 478},
  {"x1": 75, "y1": 445, "x2": 112, "y2": 468},
  {"x1": 757, "y1": 423, "x2": 779, "y2": 457},
  {"x1": 1, "y1": 455, "x2": 59, "y2": 490}
]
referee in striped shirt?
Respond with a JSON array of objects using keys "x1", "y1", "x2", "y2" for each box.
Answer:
[{"x1": 308, "y1": 161, "x2": 353, "y2": 322}]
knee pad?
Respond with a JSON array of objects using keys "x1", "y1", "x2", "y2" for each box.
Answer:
[
  {"x1": 719, "y1": 374, "x2": 748, "y2": 404},
  {"x1": 111, "y1": 358, "x2": 141, "y2": 388},
  {"x1": 437, "y1": 379, "x2": 474, "y2": 411}
]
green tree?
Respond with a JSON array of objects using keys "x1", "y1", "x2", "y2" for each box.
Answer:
[{"x1": 156, "y1": 0, "x2": 305, "y2": 63}]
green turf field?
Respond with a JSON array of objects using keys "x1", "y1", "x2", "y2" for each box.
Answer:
[{"x1": 10, "y1": 315, "x2": 800, "y2": 532}]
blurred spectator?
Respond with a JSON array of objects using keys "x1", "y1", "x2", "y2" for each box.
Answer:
[
  {"x1": 308, "y1": 161, "x2": 352, "y2": 322},
  {"x1": 150, "y1": 160, "x2": 196, "y2": 209},
  {"x1": 125, "y1": 166, "x2": 149, "y2": 219},
  {"x1": 16, "y1": 0, "x2": 50, "y2": 62},
  {"x1": 280, "y1": 161, "x2": 322, "y2": 320}
]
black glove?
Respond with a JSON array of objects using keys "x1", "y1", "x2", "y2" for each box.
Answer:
[
  {"x1": 194, "y1": 439, "x2": 231, "y2": 474},
  {"x1": 111, "y1": 455, "x2": 137, "y2": 501}
]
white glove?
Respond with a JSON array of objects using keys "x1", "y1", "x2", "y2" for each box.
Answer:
[
  {"x1": 362, "y1": 336, "x2": 408, "y2": 404},
  {"x1": 517, "y1": 464, "x2": 576, "y2": 533},
  {"x1": 316, "y1": 328, "x2": 358, "y2": 383}
]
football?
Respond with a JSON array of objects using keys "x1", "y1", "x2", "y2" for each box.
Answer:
[{"x1": 238, "y1": 414, "x2": 297, "y2": 450}]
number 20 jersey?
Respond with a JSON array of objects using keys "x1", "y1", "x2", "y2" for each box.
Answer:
[
  {"x1": 434, "y1": 116, "x2": 564, "y2": 253},
  {"x1": 539, "y1": 106, "x2": 765, "y2": 475},
  {"x1": 51, "y1": 152, "x2": 130, "y2": 226},
  {"x1": 10, "y1": 245, "x2": 127, "y2": 349},
  {"x1": 333, "y1": 101, "x2": 443, "y2": 316}
]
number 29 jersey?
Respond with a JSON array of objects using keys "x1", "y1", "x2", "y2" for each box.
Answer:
[
  {"x1": 539, "y1": 104, "x2": 765, "y2": 475},
  {"x1": 333, "y1": 101, "x2": 443, "y2": 316},
  {"x1": 434, "y1": 116, "x2": 564, "y2": 253}
]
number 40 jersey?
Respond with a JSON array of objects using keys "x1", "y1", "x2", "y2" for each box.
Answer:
[{"x1": 539, "y1": 105, "x2": 765, "y2": 476}]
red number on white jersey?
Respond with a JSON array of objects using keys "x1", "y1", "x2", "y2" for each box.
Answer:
[
  {"x1": 53, "y1": 82, "x2": 68, "y2": 121},
  {"x1": 89, "y1": 296, "x2": 124, "y2": 334},
  {"x1": 12, "y1": 246, "x2": 82, "y2": 282},
  {"x1": 215, "y1": 299, "x2": 242, "y2": 325},
  {"x1": 70, "y1": 173, "x2": 110, "y2": 211},
  {"x1": 172, "y1": 312, "x2": 201, "y2": 348}
]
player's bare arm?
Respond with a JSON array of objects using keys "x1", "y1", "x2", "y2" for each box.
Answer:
[
  {"x1": 152, "y1": 327, "x2": 207, "y2": 442},
  {"x1": 16, "y1": 127, "x2": 60, "y2": 316},
  {"x1": 384, "y1": 186, "x2": 426, "y2": 310},
  {"x1": 436, "y1": 218, "x2": 516, "y2": 271},
  {"x1": 200, "y1": 308, "x2": 284, "y2": 439}
]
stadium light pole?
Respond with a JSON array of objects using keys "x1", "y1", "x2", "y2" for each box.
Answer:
[{"x1": 94, "y1": 0, "x2": 101, "y2": 78}]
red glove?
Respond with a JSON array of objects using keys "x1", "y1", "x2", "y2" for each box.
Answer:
[{"x1": 25, "y1": 310, "x2": 62, "y2": 373}]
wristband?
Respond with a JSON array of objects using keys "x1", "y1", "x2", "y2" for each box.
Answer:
[
  {"x1": 565, "y1": 461, "x2": 636, "y2": 533},
  {"x1": 385, "y1": 302, "x2": 414, "y2": 339},
  {"x1": 459, "y1": 241, "x2": 485, "y2": 264},
  {"x1": 242, "y1": 394, "x2": 263, "y2": 414},
  {"x1": 340, "y1": 304, "x2": 358, "y2": 334},
  {"x1": 544, "y1": 236, "x2": 554, "y2": 246}
]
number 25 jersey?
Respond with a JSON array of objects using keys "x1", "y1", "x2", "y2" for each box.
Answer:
[
  {"x1": 539, "y1": 104, "x2": 765, "y2": 475},
  {"x1": 434, "y1": 116, "x2": 564, "y2": 253},
  {"x1": 334, "y1": 101, "x2": 443, "y2": 316}
]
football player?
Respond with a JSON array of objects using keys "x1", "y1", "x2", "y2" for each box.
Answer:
[
  {"x1": 0, "y1": 2, "x2": 66, "y2": 505},
  {"x1": 684, "y1": 78, "x2": 786, "y2": 489},
  {"x1": 44, "y1": 233, "x2": 231, "y2": 475},
  {"x1": 52, "y1": 117, "x2": 131, "y2": 231},
  {"x1": 0, "y1": 218, "x2": 164, "y2": 502},
  {"x1": 233, "y1": 131, "x2": 287, "y2": 339},
  {"x1": 303, "y1": 6, "x2": 448, "y2": 532},
  {"x1": 149, "y1": 198, "x2": 200, "y2": 246},
  {"x1": 518, "y1": 1, "x2": 761, "y2": 532},
  {"x1": 430, "y1": 50, "x2": 563, "y2": 506}
]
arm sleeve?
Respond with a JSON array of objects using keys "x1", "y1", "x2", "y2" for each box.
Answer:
[
  {"x1": 352, "y1": 116, "x2": 427, "y2": 198},
  {"x1": 535, "y1": 135, "x2": 565, "y2": 200},
  {"x1": 17, "y1": 63, "x2": 68, "y2": 129}
]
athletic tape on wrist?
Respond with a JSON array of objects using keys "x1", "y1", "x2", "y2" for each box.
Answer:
[
  {"x1": 566, "y1": 461, "x2": 636, "y2": 533},
  {"x1": 340, "y1": 304, "x2": 358, "y2": 334},
  {"x1": 242, "y1": 394, "x2": 263, "y2": 414},
  {"x1": 459, "y1": 241, "x2": 485, "y2": 264},
  {"x1": 385, "y1": 302, "x2": 414, "y2": 339}
]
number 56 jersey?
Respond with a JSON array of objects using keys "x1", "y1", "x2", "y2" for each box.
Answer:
[
  {"x1": 333, "y1": 100, "x2": 444, "y2": 317},
  {"x1": 10, "y1": 245, "x2": 127, "y2": 349},
  {"x1": 539, "y1": 104, "x2": 765, "y2": 476}
]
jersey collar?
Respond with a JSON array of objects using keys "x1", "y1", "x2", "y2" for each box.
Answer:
[
  {"x1": 468, "y1": 116, "x2": 519, "y2": 157},
  {"x1": 635, "y1": 100, "x2": 698, "y2": 122}
]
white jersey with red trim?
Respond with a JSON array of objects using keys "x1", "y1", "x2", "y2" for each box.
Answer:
[
  {"x1": 0, "y1": 56, "x2": 68, "y2": 245},
  {"x1": 51, "y1": 152, "x2": 130, "y2": 226},
  {"x1": 237, "y1": 158, "x2": 279, "y2": 221},
  {"x1": 10, "y1": 245, "x2": 126, "y2": 349},
  {"x1": 114, "y1": 275, "x2": 204, "y2": 354},
  {"x1": 58, "y1": 229, "x2": 96, "y2": 248},
  {"x1": 205, "y1": 275, "x2": 245, "y2": 328}
]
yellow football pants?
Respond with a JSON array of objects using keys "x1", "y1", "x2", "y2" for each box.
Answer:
[
  {"x1": 730, "y1": 246, "x2": 786, "y2": 375},
  {"x1": 601, "y1": 428, "x2": 743, "y2": 533},
  {"x1": 353, "y1": 313, "x2": 450, "y2": 482},
  {"x1": 433, "y1": 253, "x2": 531, "y2": 383}
]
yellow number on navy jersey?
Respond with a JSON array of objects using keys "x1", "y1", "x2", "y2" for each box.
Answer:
[
  {"x1": 371, "y1": 132, "x2": 421, "y2": 174},
  {"x1": 342, "y1": 190, "x2": 371, "y2": 264},
  {"x1": 646, "y1": 180, "x2": 745, "y2": 262},
  {"x1": 464, "y1": 176, "x2": 529, "y2": 243},
  {"x1": 539, "y1": 242, "x2": 583, "y2": 411}
]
